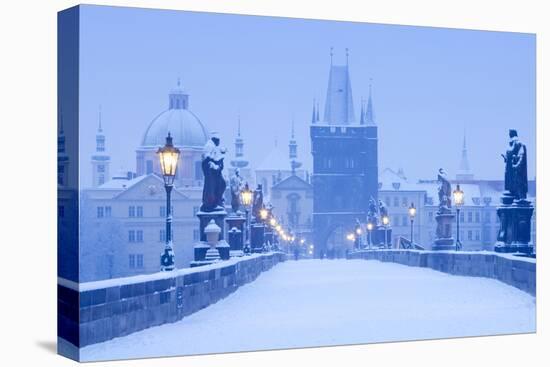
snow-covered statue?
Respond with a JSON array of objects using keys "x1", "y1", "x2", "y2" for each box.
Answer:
[
  {"x1": 229, "y1": 168, "x2": 244, "y2": 213},
  {"x1": 378, "y1": 199, "x2": 388, "y2": 218},
  {"x1": 367, "y1": 197, "x2": 379, "y2": 225},
  {"x1": 502, "y1": 129, "x2": 528, "y2": 201},
  {"x1": 252, "y1": 184, "x2": 264, "y2": 222},
  {"x1": 437, "y1": 168, "x2": 452, "y2": 212},
  {"x1": 200, "y1": 132, "x2": 227, "y2": 212}
]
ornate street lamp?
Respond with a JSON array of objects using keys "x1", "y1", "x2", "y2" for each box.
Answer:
[
  {"x1": 366, "y1": 222, "x2": 374, "y2": 249},
  {"x1": 157, "y1": 133, "x2": 180, "y2": 271},
  {"x1": 240, "y1": 182, "x2": 253, "y2": 251},
  {"x1": 408, "y1": 202, "x2": 417, "y2": 245},
  {"x1": 382, "y1": 215, "x2": 390, "y2": 248},
  {"x1": 453, "y1": 184, "x2": 465, "y2": 251}
]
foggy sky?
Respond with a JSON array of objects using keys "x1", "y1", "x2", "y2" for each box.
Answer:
[{"x1": 78, "y1": 5, "x2": 536, "y2": 186}]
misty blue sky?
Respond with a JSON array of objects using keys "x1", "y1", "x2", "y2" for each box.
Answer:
[{"x1": 78, "y1": 5, "x2": 536, "y2": 186}]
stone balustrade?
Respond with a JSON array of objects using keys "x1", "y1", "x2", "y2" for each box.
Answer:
[
  {"x1": 347, "y1": 249, "x2": 535, "y2": 296},
  {"x1": 58, "y1": 252, "x2": 286, "y2": 350}
]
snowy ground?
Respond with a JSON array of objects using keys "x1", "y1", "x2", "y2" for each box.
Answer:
[{"x1": 81, "y1": 259, "x2": 536, "y2": 361}]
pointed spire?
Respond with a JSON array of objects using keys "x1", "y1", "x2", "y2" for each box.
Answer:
[
  {"x1": 311, "y1": 98, "x2": 317, "y2": 124},
  {"x1": 365, "y1": 79, "x2": 375, "y2": 125},
  {"x1": 291, "y1": 118, "x2": 295, "y2": 139},
  {"x1": 330, "y1": 46, "x2": 334, "y2": 65},
  {"x1": 237, "y1": 115, "x2": 241, "y2": 137},
  {"x1": 323, "y1": 48, "x2": 355, "y2": 124},
  {"x1": 98, "y1": 105, "x2": 103, "y2": 132},
  {"x1": 359, "y1": 97, "x2": 365, "y2": 125},
  {"x1": 316, "y1": 100, "x2": 320, "y2": 122},
  {"x1": 456, "y1": 128, "x2": 473, "y2": 180},
  {"x1": 345, "y1": 47, "x2": 349, "y2": 66}
]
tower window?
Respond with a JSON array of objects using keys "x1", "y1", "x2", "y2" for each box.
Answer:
[{"x1": 97, "y1": 164, "x2": 105, "y2": 173}]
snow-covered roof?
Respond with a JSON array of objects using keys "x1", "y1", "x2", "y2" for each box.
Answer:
[{"x1": 97, "y1": 174, "x2": 149, "y2": 190}]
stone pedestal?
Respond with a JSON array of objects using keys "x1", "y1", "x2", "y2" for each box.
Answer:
[
  {"x1": 193, "y1": 210, "x2": 230, "y2": 265},
  {"x1": 197, "y1": 209, "x2": 227, "y2": 242},
  {"x1": 225, "y1": 213, "x2": 246, "y2": 254},
  {"x1": 432, "y1": 210, "x2": 455, "y2": 251},
  {"x1": 372, "y1": 226, "x2": 392, "y2": 247},
  {"x1": 495, "y1": 196, "x2": 534, "y2": 255},
  {"x1": 250, "y1": 223, "x2": 265, "y2": 253}
]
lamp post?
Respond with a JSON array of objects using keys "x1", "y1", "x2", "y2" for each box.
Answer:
[
  {"x1": 240, "y1": 183, "x2": 253, "y2": 253},
  {"x1": 366, "y1": 222, "x2": 373, "y2": 249},
  {"x1": 382, "y1": 215, "x2": 390, "y2": 248},
  {"x1": 157, "y1": 133, "x2": 180, "y2": 271},
  {"x1": 355, "y1": 220, "x2": 363, "y2": 249},
  {"x1": 408, "y1": 202, "x2": 417, "y2": 245},
  {"x1": 453, "y1": 184, "x2": 465, "y2": 251}
]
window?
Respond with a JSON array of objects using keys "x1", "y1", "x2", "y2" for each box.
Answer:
[
  {"x1": 460, "y1": 212, "x2": 464, "y2": 223},
  {"x1": 136, "y1": 230, "x2": 144, "y2": 242},
  {"x1": 57, "y1": 164, "x2": 65, "y2": 186},
  {"x1": 475, "y1": 230, "x2": 480, "y2": 241},
  {"x1": 128, "y1": 230, "x2": 136, "y2": 243},
  {"x1": 402, "y1": 215, "x2": 408, "y2": 227},
  {"x1": 58, "y1": 205, "x2": 65, "y2": 218},
  {"x1": 160, "y1": 229, "x2": 166, "y2": 242},
  {"x1": 129, "y1": 254, "x2": 136, "y2": 269},
  {"x1": 105, "y1": 206, "x2": 112, "y2": 217},
  {"x1": 467, "y1": 212, "x2": 473, "y2": 223},
  {"x1": 475, "y1": 212, "x2": 480, "y2": 223},
  {"x1": 146, "y1": 160, "x2": 153, "y2": 174},
  {"x1": 136, "y1": 254, "x2": 144, "y2": 268},
  {"x1": 97, "y1": 164, "x2": 105, "y2": 173},
  {"x1": 98, "y1": 174, "x2": 105, "y2": 186},
  {"x1": 136, "y1": 206, "x2": 143, "y2": 217},
  {"x1": 468, "y1": 230, "x2": 473, "y2": 241},
  {"x1": 193, "y1": 229, "x2": 200, "y2": 241},
  {"x1": 160, "y1": 206, "x2": 166, "y2": 217},
  {"x1": 129, "y1": 206, "x2": 135, "y2": 217},
  {"x1": 393, "y1": 197, "x2": 399, "y2": 207},
  {"x1": 402, "y1": 197, "x2": 408, "y2": 207},
  {"x1": 97, "y1": 206, "x2": 104, "y2": 218},
  {"x1": 385, "y1": 197, "x2": 391, "y2": 207},
  {"x1": 428, "y1": 211, "x2": 433, "y2": 222}
]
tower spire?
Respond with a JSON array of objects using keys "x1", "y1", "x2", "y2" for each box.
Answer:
[
  {"x1": 456, "y1": 128, "x2": 474, "y2": 180},
  {"x1": 289, "y1": 118, "x2": 298, "y2": 160},
  {"x1": 237, "y1": 115, "x2": 241, "y2": 137},
  {"x1": 360, "y1": 97, "x2": 365, "y2": 125},
  {"x1": 330, "y1": 46, "x2": 334, "y2": 65},
  {"x1": 311, "y1": 98, "x2": 317, "y2": 124},
  {"x1": 365, "y1": 79, "x2": 375, "y2": 125},
  {"x1": 98, "y1": 105, "x2": 103, "y2": 132}
]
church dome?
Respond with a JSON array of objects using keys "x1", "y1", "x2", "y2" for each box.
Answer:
[{"x1": 141, "y1": 81, "x2": 209, "y2": 148}]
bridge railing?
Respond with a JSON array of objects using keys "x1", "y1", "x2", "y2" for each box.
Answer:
[
  {"x1": 348, "y1": 249, "x2": 535, "y2": 296},
  {"x1": 58, "y1": 252, "x2": 286, "y2": 352}
]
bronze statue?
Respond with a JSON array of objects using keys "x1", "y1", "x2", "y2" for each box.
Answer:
[
  {"x1": 200, "y1": 133, "x2": 227, "y2": 212},
  {"x1": 502, "y1": 129, "x2": 528, "y2": 201}
]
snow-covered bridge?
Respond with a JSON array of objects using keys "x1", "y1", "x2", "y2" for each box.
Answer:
[{"x1": 80, "y1": 258, "x2": 535, "y2": 361}]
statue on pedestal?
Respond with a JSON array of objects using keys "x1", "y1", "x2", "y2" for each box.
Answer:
[
  {"x1": 200, "y1": 132, "x2": 227, "y2": 212},
  {"x1": 229, "y1": 168, "x2": 244, "y2": 214},
  {"x1": 433, "y1": 168, "x2": 455, "y2": 251},
  {"x1": 501, "y1": 129, "x2": 528, "y2": 202},
  {"x1": 437, "y1": 168, "x2": 452, "y2": 213},
  {"x1": 495, "y1": 130, "x2": 534, "y2": 254},
  {"x1": 367, "y1": 197, "x2": 379, "y2": 226}
]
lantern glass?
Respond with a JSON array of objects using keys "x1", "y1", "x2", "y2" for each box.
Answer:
[
  {"x1": 367, "y1": 222, "x2": 373, "y2": 231},
  {"x1": 453, "y1": 184, "x2": 465, "y2": 206},
  {"x1": 270, "y1": 218, "x2": 277, "y2": 226},
  {"x1": 408, "y1": 203, "x2": 417, "y2": 219},
  {"x1": 157, "y1": 133, "x2": 180, "y2": 186},
  {"x1": 382, "y1": 216, "x2": 390, "y2": 226},
  {"x1": 240, "y1": 184, "x2": 253, "y2": 207}
]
